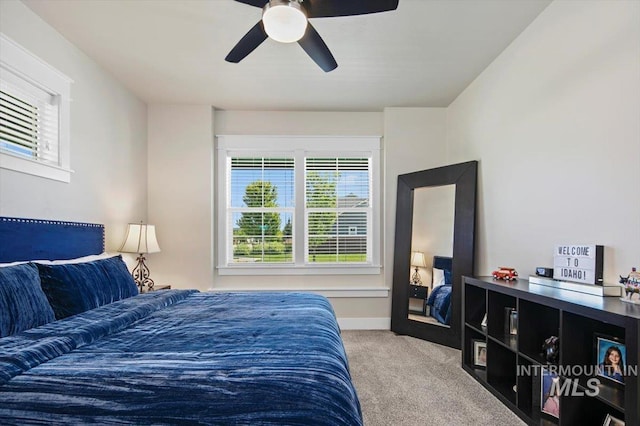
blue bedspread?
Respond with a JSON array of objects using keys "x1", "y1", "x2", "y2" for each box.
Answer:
[
  {"x1": 0, "y1": 290, "x2": 362, "y2": 425},
  {"x1": 426, "y1": 285, "x2": 452, "y2": 325}
]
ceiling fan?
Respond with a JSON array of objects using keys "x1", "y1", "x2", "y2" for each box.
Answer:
[{"x1": 225, "y1": 0, "x2": 399, "y2": 72}]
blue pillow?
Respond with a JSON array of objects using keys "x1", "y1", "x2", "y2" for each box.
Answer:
[
  {"x1": 36, "y1": 255, "x2": 138, "y2": 320},
  {"x1": 0, "y1": 263, "x2": 56, "y2": 337},
  {"x1": 444, "y1": 269, "x2": 452, "y2": 285}
]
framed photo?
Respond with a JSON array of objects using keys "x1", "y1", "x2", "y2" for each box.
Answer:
[
  {"x1": 595, "y1": 334, "x2": 626, "y2": 386},
  {"x1": 541, "y1": 367, "x2": 560, "y2": 419},
  {"x1": 603, "y1": 413, "x2": 625, "y2": 426},
  {"x1": 504, "y1": 307, "x2": 517, "y2": 335},
  {"x1": 473, "y1": 339, "x2": 487, "y2": 368},
  {"x1": 509, "y1": 310, "x2": 518, "y2": 335}
]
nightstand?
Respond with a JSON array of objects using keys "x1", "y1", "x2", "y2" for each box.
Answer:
[{"x1": 408, "y1": 284, "x2": 428, "y2": 316}]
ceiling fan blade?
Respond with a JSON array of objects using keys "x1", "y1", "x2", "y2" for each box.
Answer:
[
  {"x1": 225, "y1": 21, "x2": 268, "y2": 63},
  {"x1": 303, "y1": 0, "x2": 399, "y2": 18},
  {"x1": 233, "y1": 0, "x2": 268, "y2": 8},
  {"x1": 297, "y1": 23, "x2": 337, "y2": 72}
]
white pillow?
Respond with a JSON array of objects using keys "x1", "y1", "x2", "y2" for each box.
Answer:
[{"x1": 433, "y1": 268, "x2": 446, "y2": 288}]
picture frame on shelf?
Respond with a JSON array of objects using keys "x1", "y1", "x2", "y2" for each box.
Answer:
[
  {"x1": 508, "y1": 310, "x2": 517, "y2": 335},
  {"x1": 472, "y1": 339, "x2": 486, "y2": 368},
  {"x1": 595, "y1": 334, "x2": 626, "y2": 386},
  {"x1": 504, "y1": 307, "x2": 517, "y2": 335},
  {"x1": 541, "y1": 367, "x2": 560, "y2": 419},
  {"x1": 603, "y1": 413, "x2": 625, "y2": 426}
]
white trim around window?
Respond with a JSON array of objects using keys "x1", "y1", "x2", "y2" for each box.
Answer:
[
  {"x1": 216, "y1": 135, "x2": 382, "y2": 276},
  {"x1": 0, "y1": 33, "x2": 73, "y2": 183}
]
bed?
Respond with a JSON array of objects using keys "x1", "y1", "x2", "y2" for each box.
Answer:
[
  {"x1": 425, "y1": 256, "x2": 453, "y2": 325},
  {"x1": 0, "y1": 217, "x2": 362, "y2": 425}
]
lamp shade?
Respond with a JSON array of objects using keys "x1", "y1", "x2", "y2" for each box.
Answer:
[
  {"x1": 262, "y1": 0, "x2": 307, "y2": 43},
  {"x1": 411, "y1": 251, "x2": 426, "y2": 268},
  {"x1": 119, "y1": 223, "x2": 161, "y2": 254}
]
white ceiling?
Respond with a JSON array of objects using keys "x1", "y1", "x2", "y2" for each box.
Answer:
[{"x1": 23, "y1": 0, "x2": 551, "y2": 111}]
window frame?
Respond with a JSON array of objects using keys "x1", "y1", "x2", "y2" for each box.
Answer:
[
  {"x1": 0, "y1": 33, "x2": 73, "y2": 183},
  {"x1": 216, "y1": 135, "x2": 382, "y2": 276}
]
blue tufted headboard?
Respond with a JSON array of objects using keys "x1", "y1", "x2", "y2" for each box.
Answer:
[
  {"x1": 0, "y1": 217, "x2": 104, "y2": 263},
  {"x1": 433, "y1": 255, "x2": 453, "y2": 284}
]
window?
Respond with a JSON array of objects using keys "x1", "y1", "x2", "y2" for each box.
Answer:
[
  {"x1": 0, "y1": 34, "x2": 72, "y2": 182},
  {"x1": 217, "y1": 136, "x2": 381, "y2": 275}
]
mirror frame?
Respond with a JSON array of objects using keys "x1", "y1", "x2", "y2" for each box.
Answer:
[{"x1": 391, "y1": 161, "x2": 477, "y2": 349}]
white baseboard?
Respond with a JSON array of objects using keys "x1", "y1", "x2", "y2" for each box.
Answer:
[{"x1": 338, "y1": 317, "x2": 390, "y2": 330}]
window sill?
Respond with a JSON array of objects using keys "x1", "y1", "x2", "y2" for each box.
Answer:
[
  {"x1": 1, "y1": 152, "x2": 72, "y2": 183},
  {"x1": 209, "y1": 286, "x2": 390, "y2": 298},
  {"x1": 217, "y1": 264, "x2": 382, "y2": 276}
]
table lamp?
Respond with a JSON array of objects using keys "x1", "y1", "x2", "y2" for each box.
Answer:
[
  {"x1": 119, "y1": 222, "x2": 161, "y2": 292},
  {"x1": 411, "y1": 251, "x2": 426, "y2": 285}
]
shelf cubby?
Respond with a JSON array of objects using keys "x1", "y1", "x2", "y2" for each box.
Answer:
[
  {"x1": 487, "y1": 291, "x2": 517, "y2": 351},
  {"x1": 561, "y1": 311, "x2": 625, "y2": 369},
  {"x1": 561, "y1": 392, "x2": 624, "y2": 426},
  {"x1": 487, "y1": 339, "x2": 517, "y2": 405},
  {"x1": 463, "y1": 325, "x2": 486, "y2": 375},
  {"x1": 464, "y1": 283, "x2": 486, "y2": 331},
  {"x1": 516, "y1": 355, "x2": 533, "y2": 419},
  {"x1": 519, "y1": 299, "x2": 559, "y2": 364}
]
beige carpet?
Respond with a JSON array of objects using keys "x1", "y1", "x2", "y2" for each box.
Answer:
[{"x1": 341, "y1": 330, "x2": 525, "y2": 426}]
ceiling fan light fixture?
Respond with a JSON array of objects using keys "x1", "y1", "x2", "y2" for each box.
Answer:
[{"x1": 262, "y1": 0, "x2": 307, "y2": 43}]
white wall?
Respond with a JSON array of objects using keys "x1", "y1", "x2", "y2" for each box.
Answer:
[
  {"x1": 383, "y1": 108, "x2": 450, "y2": 295},
  {"x1": 447, "y1": 0, "x2": 640, "y2": 283},
  {"x1": 147, "y1": 105, "x2": 213, "y2": 289},
  {"x1": 0, "y1": 0, "x2": 147, "y2": 249}
]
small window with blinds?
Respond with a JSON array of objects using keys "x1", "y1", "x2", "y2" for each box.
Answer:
[
  {"x1": 217, "y1": 135, "x2": 380, "y2": 275},
  {"x1": 0, "y1": 34, "x2": 72, "y2": 183},
  {"x1": 0, "y1": 80, "x2": 59, "y2": 165}
]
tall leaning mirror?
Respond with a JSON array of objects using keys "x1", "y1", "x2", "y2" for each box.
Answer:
[{"x1": 391, "y1": 161, "x2": 477, "y2": 349}]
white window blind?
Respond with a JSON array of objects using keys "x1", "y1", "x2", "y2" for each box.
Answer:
[
  {"x1": 217, "y1": 135, "x2": 381, "y2": 276},
  {"x1": 229, "y1": 157, "x2": 295, "y2": 264},
  {"x1": 0, "y1": 76, "x2": 60, "y2": 165},
  {"x1": 305, "y1": 157, "x2": 371, "y2": 263}
]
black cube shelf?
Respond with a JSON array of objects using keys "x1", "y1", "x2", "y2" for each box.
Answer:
[{"x1": 462, "y1": 276, "x2": 640, "y2": 426}]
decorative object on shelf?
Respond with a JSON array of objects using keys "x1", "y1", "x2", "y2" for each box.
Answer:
[
  {"x1": 535, "y1": 267, "x2": 553, "y2": 278},
  {"x1": 472, "y1": 339, "x2": 486, "y2": 368},
  {"x1": 620, "y1": 267, "x2": 640, "y2": 304},
  {"x1": 481, "y1": 313, "x2": 487, "y2": 328},
  {"x1": 508, "y1": 310, "x2": 518, "y2": 335},
  {"x1": 553, "y1": 244, "x2": 603, "y2": 285},
  {"x1": 504, "y1": 307, "x2": 517, "y2": 335},
  {"x1": 541, "y1": 367, "x2": 560, "y2": 419},
  {"x1": 595, "y1": 334, "x2": 626, "y2": 386},
  {"x1": 410, "y1": 251, "x2": 426, "y2": 285},
  {"x1": 492, "y1": 267, "x2": 518, "y2": 281},
  {"x1": 603, "y1": 413, "x2": 625, "y2": 426},
  {"x1": 529, "y1": 275, "x2": 621, "y2": 297},
  {"x1": 119, "y1": 222, "x2": 161, "y2": 293},
  {"x1": 542, "y1": 335, "x2": 559, "y2": 364}
]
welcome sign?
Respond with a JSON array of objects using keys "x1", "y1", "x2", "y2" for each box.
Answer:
[{"x1": 553, "y1": 245, "x2": 604, "y2": 285}]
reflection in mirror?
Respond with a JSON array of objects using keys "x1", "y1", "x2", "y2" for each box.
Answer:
[
  {"x1": 407, "y1": 185, "x2": 455, "y2": 327},
  {"x1": 391, "y1": 161, "x2": 477, "y2": 349}
]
